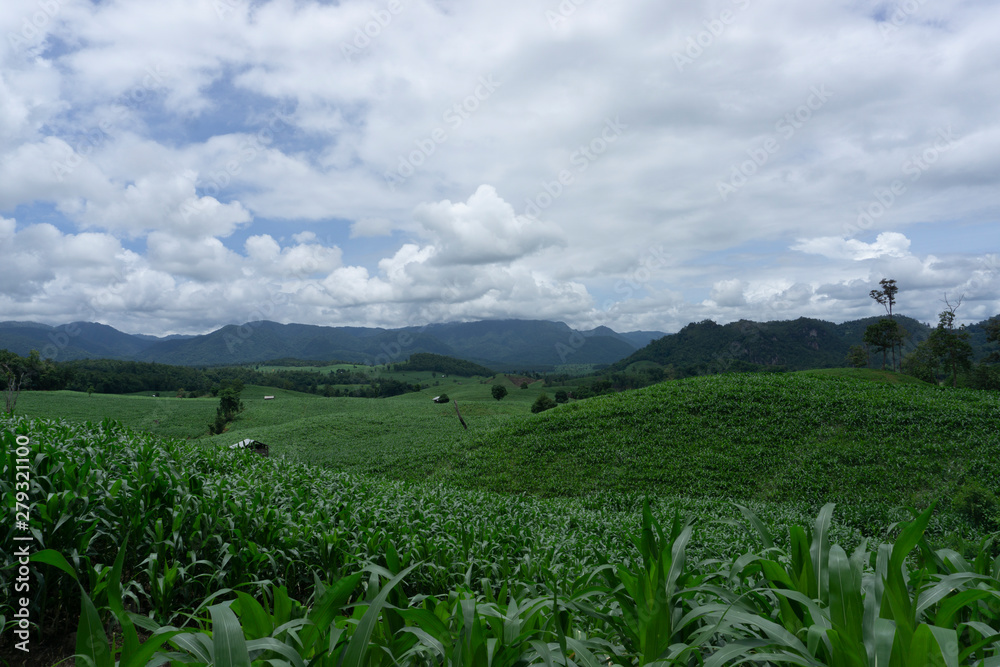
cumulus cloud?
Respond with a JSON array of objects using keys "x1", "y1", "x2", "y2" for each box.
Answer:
[
  {"x1": 413, "y1": 185, "x2": 565, "y2": 265},
  {"x1": 0, "y1": 0, "x2": 998, "y2": 333},
  {"x1": 792, "y1": 232, "x2": 912, "y2": 261}
]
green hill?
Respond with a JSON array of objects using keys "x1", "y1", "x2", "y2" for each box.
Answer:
[{"x1": 442, "y1": 372, "x2": 999, "y2": 533}]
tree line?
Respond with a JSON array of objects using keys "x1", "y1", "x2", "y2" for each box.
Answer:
[
  {"x1": 0, "y1": 355, "x2": 423, "y2": 414},
  {"x1": 848, "y1": 279, "x2": 1000, "y2": 389}
]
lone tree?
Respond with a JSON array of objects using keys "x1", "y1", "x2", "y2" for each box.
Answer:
[
  {"x1": 928, "y1": 294, "x2": 973, "y2": 388},
  {"x1": 863, "y1": 319, "x2": 900, "y2": 371},
  {"x1": 1, "y1": 349, "x2": 43, "y2": 416},
  {"x1": 209, "y1": 381, "x2": 245, "y2": 434},
  {"x1": 491, "y1": 384, "x2": 508, "y2": 401},
  {"x1": 868, "y1": 278, "x2": 904, "y2": 370}
]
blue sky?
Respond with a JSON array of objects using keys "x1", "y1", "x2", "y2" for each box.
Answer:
[{"x1": 1, "y1": 0, "x2": 998, "y2": 335}]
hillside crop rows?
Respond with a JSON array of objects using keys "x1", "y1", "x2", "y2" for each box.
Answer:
[
  {"x1": 3, "y1": 415, "x2": 1000, "y2": 665},
  {"x1": 448, "y1": 373, "x2": 1000, "y2": 538}
]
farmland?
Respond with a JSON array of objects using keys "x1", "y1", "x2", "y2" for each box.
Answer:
[{"x1": 3, "y1": 370, "x2": 1000, "y2": 664}]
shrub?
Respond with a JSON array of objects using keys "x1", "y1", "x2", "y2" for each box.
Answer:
[
  {"x1": 953, "y1": 480, "x2": 999, "y2": 530},
  {"x1": 554, "y1": 390, "x2": 568, "y2": 403},
  {"x1": 531, "y1": 393, "x2": 557, "y2": 413}
]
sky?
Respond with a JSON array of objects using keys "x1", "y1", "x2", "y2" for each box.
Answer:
[{"x1": 1, "y1": 0, "x2": 998, "y2": 336}]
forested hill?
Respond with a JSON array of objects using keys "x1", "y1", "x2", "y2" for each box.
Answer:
[
  {"x1": 394, "y1": 353, "x2": 495, "y2": 377},
  {"x1": 607, "y1": 315, "x2": 938, "y2": 374}
]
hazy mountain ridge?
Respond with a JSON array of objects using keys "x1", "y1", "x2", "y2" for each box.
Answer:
[
  {"x1": 0, "y1": 319, "x2": 663, "y2": 369},
  {"x1": 4, "y1": 314, "x2": 995, "y2": 371}
]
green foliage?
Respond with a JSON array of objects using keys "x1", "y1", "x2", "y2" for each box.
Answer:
[
  {"x1": 6, "y1": 420, "x2": 999, "y2": 667},
  {"x1": 903, "y1": 339, "x2": 940, "y2": 383},
  {"x1": 490, "y1": 383, "x2": 507, "y2": 401},
  {"x1": 930, "y1": 306, "x2": 974, "y2": 388},
  {"x1": 530, "y1": 393, "x2": 557, "y2": 413},
  {"x1": 398, "y1": 352, "x2": 495, "y2": 377},
  {"x1": 846, "y1": 344, "x2": 868, "y2": 368},
  {"x1": 984, "y1": 316, "x2": 1000, "y2": 362},
  {"x1": 554, "y1": 390, "x2": 568, "y2": 403},
  {"x1": 952, "y1": 481, "x2": 999, "y2": 531},
  {"x1": 450, "y1": 373, "x2": 1000, "y2": 538},
  {"x1": 1, "y1": 348, "x2": 46, "y2": 415},
  {"x1": 434, "y1": 393, "x2": 450, "y2": 403},
  {"x1": 864, "y1": 318, "x2": 905, "y2": 371}
]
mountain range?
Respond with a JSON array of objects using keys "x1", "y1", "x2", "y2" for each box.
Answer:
[
  {"x1": 0, "y1": 319, "x2": 664, "y2": 369},
  {"x1": 2, "y1": 314, "x2": 996, "y2": 371}
]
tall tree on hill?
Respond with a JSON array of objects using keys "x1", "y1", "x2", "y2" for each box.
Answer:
[
  {"x1": 869, "y1": 278, "x2": 903, "y2": 370},
  {"x1": 929, "y1": 295, "x2": 973, "y2": 388},
  {"x1": 863, "y1": 319, "x2": 896, "y2": 370}
]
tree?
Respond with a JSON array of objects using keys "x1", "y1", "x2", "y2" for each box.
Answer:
[
  {"x1": 209, "y1": 384, "x2": 245, "y2": 434},
  {"x1": 1, "y1": 349, "x2": 43, "y2": 416},
  {"x1": 901, "y1": 341, "x2": 938, "y2": 383},
  {"x1": 928, "y1": 295, "x2": 973, "y2": 388},
  {"x1": 869, "y1": 278, "x2": 901, "y2": 370},
  {"x1": 554, "y1": 390, "x2": 568, "y2": 403},
  {"x1": 984, "y1": 316, "x2": 1000, "y2": 363},
  {"x1": 491, "y1": 384, "x2": 508, "y2": 401},
  {"x1": 863, "y1": 319, "x2": 896, "y2": 371},
  {"x1": 845, "y1": 344, "x2": 868, "y2": 369},
  {"x1": 531, "y1": 393, "x2": 557, "y2": 414}
]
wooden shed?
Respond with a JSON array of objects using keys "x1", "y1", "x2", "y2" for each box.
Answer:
[{"x1": 230, "y1": 439, "x2": 269, "y2": 456}]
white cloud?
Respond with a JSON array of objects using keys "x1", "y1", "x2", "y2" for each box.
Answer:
[
  {"x1": 413, "y1": 184, "x2": 565, "y2": 265},
  {"x1": 0, "y1": 0, "x2": 997, "y2": 334},
  {"x1": 792, "y1": 232, "x2": 912, "y2": 261}
]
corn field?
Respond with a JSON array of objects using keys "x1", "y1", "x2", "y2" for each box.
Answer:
[{"x1": 3, "y1": 415, "x2": 1000, "y2": 665}]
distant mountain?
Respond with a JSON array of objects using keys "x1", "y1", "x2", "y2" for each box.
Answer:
[
  {"x1": 8, "y1": 314, "x2": 991, "y2": 373},
  {"x1": 404, "y1": 320, "x2": 640, "y2": 368},
  {"x1": 1, "y1": 319, "x2": 664, "y2": 369},
  {"x1": 0, "y1": 321, "x2": 172, "y2": 362}
]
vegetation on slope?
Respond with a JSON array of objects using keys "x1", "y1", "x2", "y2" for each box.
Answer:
[
  {"x1": 4, "y1": 416, "x2": 1000, "y2": 666},
  {"x1": 445, "y1": 372, "x2": 1000, "y2": 536},
  {"x1": 393, "y1": 352, "x2": 495, "y2": 377}
]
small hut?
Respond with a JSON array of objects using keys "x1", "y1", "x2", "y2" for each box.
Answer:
[{"x1": 230, "y1": 439, "x2": 269, "y2": 456}]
